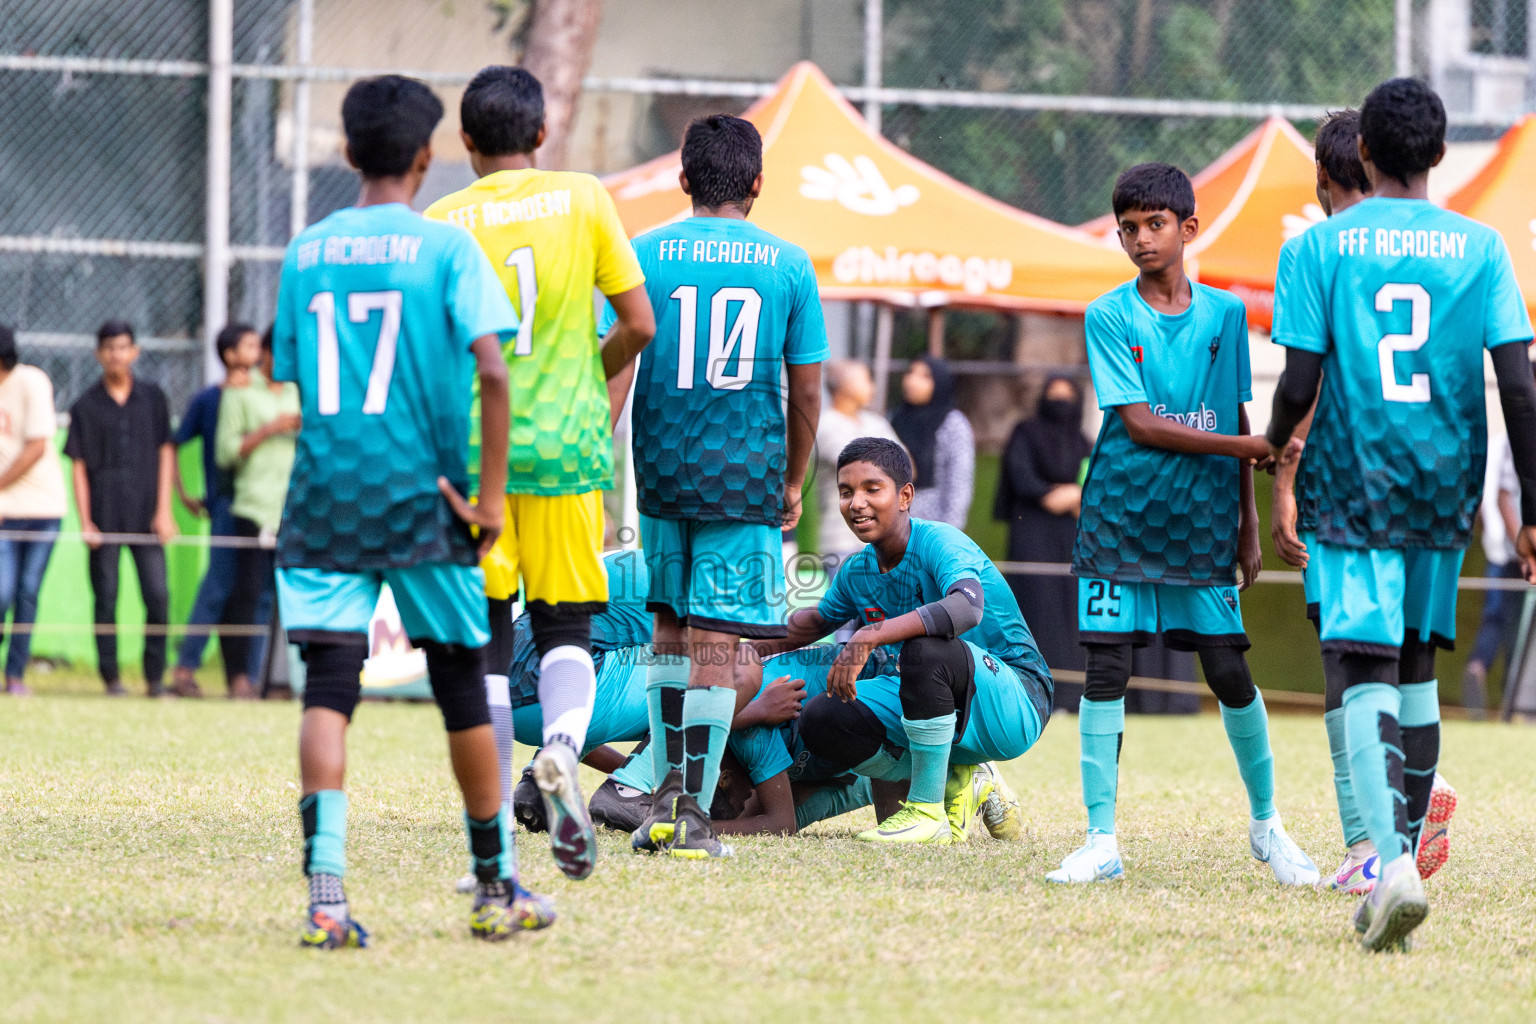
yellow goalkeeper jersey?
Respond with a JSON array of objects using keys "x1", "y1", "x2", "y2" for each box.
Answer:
[{"x1": 425, "y1": 168, "x2": 644, "y2": 495}]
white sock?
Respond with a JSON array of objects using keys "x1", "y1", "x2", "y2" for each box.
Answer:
[
  {"x1": 538, "y1": 646, "x2": 595, "y2": 754},
  {"x1": 484, "y1": 674, "x2": 513, "y2": 807}
]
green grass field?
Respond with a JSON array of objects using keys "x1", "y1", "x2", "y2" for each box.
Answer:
[{"x1": 4, "y1": 691, "x2": 1535, "y2": 1023}]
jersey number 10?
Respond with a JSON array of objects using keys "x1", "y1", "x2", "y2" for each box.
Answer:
[
  {"x1": 308, "y1": 290, "x2": 401, "y2": 416},
  {"x1": 668, "y1": 285, "x2": 762, "y2": 391},
  {"x1": 1375, "y1": 283, "x2": 1431, "y2": 404}
]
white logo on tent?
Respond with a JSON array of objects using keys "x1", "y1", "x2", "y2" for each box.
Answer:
[
  {"x1": 800, "y1": 154, "x2": 919, "y2": 215},
  {"x1": 1282, "y1": 203, "x2": 1327, "y2": 240}
]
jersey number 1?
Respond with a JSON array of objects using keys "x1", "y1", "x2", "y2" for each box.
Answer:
[
  {"x1": 308, "y1": 290, "x2": 401, "y2": 416},
  {"x1": 504, "y1": 246, "x2": 537, "y2": 357},
  {"x1": 1375, "y1": 283, "x2": 1431, "y2": 403}
]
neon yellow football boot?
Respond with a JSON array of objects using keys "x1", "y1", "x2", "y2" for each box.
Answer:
[{"x1": 856, "y1": 800, "x2": 951, "y2": 845}]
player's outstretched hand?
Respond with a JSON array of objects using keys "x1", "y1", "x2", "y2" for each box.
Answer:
[
  {"x1": 827, "y1": 635, "x2": 874, "y2": 702},
  {"x1": 438, "y1": 476, "x2": 503, "y2": 559},
  {"x1": 1238, "y1": 518, "x2": 1262, "y2": 591},
  {"x1": 756, "y1": 674, "x2": 807, "y2": 725},
  {"x1": 1518, "y1": 525, "x2": 1536, "y2": 583},
  {"x1": 1270, "y1": 487, "x2": 1308, "y2": 568},
  {"x1": 781, "y1": 483, "x2": 804, "y2": 531}
]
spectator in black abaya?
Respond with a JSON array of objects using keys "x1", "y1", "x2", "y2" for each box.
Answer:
[
  {"x1": 892, "y1": 356, "x2": 974, "y2": 528},
  {"x1": 996, "y1": 376, "x2": 1092, "y2": 693}
]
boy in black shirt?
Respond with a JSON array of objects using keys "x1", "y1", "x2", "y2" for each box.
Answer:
[{"x1": 65, "y1": 320, "x2": 177, "y2": 696}]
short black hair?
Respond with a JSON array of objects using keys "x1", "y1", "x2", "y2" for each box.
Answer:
[
  {"x1": 215, "y1": 322, "x2": 255, "y2": 363},
  {"x1": 680, "y1": 115, "x2": 763, "y2": 210},
  {"x1": 0, "y1": 324, "x2": 16, "y2": 372},
  {"x1": 461, "y1": 66, "x2": 544, "y2": 157},
  {"x1": 1314, "y1": 109, "x2": 1371, "y2": 195},
  {"x1": 261, "y1": 325, "x2": 274, "y2": 352},
  {"x1": 97, "y1": 319, "x2": 135, "y2": 347},
  {"x1": 1360, "y1": 78, "x2": 1446, "y2": 187},
  {"x1": 836, "y1": 437, "x2": 914, "y2": 491},
  {"x1": 1111, "y1": 162, "x2": 1195, "y2": 222},
  {"x1": 341, "y1": 75, "x2": 443, "y2": 178}
]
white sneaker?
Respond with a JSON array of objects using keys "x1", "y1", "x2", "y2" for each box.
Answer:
[
  {"x1": 1045, "y1": 834, "x2": 1124, "y2": 884},
  {"x1": 1355, "y1": 853, "x2": 1427, "y2": 952},
  {"x1": 1250, "y1": 815, "x2": 1320, "y2": 886},
  {"x1": 533, "y1": 743, "x2": 598, "y2": 881}
]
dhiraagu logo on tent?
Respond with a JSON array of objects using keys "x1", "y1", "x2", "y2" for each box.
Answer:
[
  {"x1": 1282, "y1": 203, "x2": 1327, "y2": 240},
  {"x1": 831, "y1": 245, "x2": 1014, "y2": 295},
  {"x1": 800, "y1": 154, "x2": 919, "y2": 215}
]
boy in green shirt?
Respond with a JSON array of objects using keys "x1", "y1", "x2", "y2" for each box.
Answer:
[{"x1": 215, "y1": 329, "x2": 301, "y2": 698}]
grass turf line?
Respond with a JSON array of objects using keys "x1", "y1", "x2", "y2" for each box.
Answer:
[{"x1": 2, "y1": 694, "x2": 1535, "y2": 1023}]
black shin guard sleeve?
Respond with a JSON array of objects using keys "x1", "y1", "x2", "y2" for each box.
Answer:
[
  {"x1": 301, "y1": 642, "x2": 366, "y2": 719},
  {"x1": 897, "y1": 635, "x2": 975, "y2": 729},
  {"x1": 1401, "y1": 724, "x2": 1440, "y2": 838},
  {"x1": 529, "y1": 606, "x2": 593, "y2": 657},
  {"x1": 798, "y1": 693, "x2": 887, "y2": 770},
  {"x1": 1083, "y1": 643, "x2": 1133, "y2": 703},
  {"x1": 1322, "y1": 650, "x2": 1348, "y2": 713},
  {"x1": 421, "y1": 641, "x2": 490, "y2": 732},
  {"x1": 1398, "y1": 634, "x2": 1438, "y2": 686},
  {"x1": 485, "y1": 598, "x2": 516, "y2": 678},
  {"x1": 1197, "y1": 645, "x2": 1257, "y2": 709}
]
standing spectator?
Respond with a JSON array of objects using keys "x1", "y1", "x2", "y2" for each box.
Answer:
[
  {"x1": 1465, "y1": 424, "x2": 1523, "y2": 717},
  {"x1": 214, "y1": 329, "x2": 299, "y2": 699},
  {"x1": 65, "y1": 321, "x2": 176, "y2": 697},
  {"x1": 169, "y1": 324, "x2": 259, "y2": 699},
  {"x1": 995, "y1": 375, "x2": 1092, "y2": 683},
  {"x1": 814, "y1": 358, "x2": 898, "y2": 572},
  {"x1": 0, "y1": 325, "x2": 67, "y2": 695},
  {"x1": 891, "y1": 355, "x2": 974, "y2": 528}
]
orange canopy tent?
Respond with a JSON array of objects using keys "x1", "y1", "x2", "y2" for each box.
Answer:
[
  {"x1": 1446, "y1": 115, "x2": 1536, "y2": 319},
  {"x1": 602, "y1": 62, "x2": 1134, "y2": 314},
  {"x1": 1080, "y1": 118, "x2": 1320, "y2": 330}
]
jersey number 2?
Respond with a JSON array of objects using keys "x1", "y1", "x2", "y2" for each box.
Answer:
[
  {"x1": 308, "y1": 290, "x2": 401, "y2": 416},
  {"x1": 668, "y1": 285, "x2": 762, "y2": 391},
  {"x1": 1375, "y1": 283, "x2": 1431, "y2": 403}
]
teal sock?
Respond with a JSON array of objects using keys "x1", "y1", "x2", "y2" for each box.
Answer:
[
  {"x1": 1398, "y1": 679, "x2": 1441, "y2": 844},
  {"x1": 1324, "y1": 708, "x2": 1368, "y2": 847},
  {"x1": 852, "y1": 746, "x2": 911, "y2": 782},
  {"x1": 901, "y1": 713, "x2": 956, "y2": 805},
  {"x1": 465, "y1": 807, "x2": 517, "y2": 883},
  {"x1": 1220, "y1": 694, "x2": 1276, "y2": 821},
  {"x1": 1343, "y1": 683, "x2": 1409, "y2": 862},
  {"x1": 682, "y1": 686, "x2": 736, "y2": 810},
  {"x1": 300, "y1": 789, "x2": 347, "y2": 878},
  {"x1": 1080, "y1": 698, "x2": 1124, "y2": 835},
  {"x1": 645, "y1": 655, "x2": 689, "y2": 786},
  {"x1": 610, "y1": 748, "x2": 653, "y2": 793},
  {"x1": 795, "y1": 777, "x2": 874, "y2": 831}
]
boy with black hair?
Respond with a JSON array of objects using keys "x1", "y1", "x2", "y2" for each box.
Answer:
[
  {"x1": 1273, "y1": 110, "x2": 1456, "y2": 897},
  {"x1": 272, "y1": 74, "x2": 550, "y2": 947},
  {"x1": 65, "y1": 320, "x2": 176, "y2": 697},
  {"x1": 1268, "y1": 77, "x2": 1536, "y2": 951},
  {"x1": 1048, "y1": 162, "x2": 1318, "y2": 887},
  {"x1": 171, "y1": 323, "x2": 262, "y2": 700},
  {"x1": 425, "y1": 65, "x2": 655, "y2": 882},
  {"x1": 612, "y1": 113, "x2": 826, "y2": 858},
  {"x1": 754, "y1": 437, "x2": 1050, "y2": 845}
]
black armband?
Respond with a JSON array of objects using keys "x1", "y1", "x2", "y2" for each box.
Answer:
[
  {"x1": 1266, "y1": 348, "x2": 1323, "y2": 449},
  {"x1": 915, "y1": 579, "x2": 984, "y2": 638},
  {"x1": 1491, "y1": 340, "x2": 1536, "y2": 525}
]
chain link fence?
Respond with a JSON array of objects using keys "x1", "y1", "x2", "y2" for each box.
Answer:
[{"x1": 0, "y1": 0, "x2": 1522, "y2": 413}]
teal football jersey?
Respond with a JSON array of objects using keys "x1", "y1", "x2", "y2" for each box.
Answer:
[
  {"x1": 272, "y1": 203, "x2": 517, "y2": 571},
  {"x1": 1072, "y1": 280, "x2": 1252, "y2": 585},
  {"x1": 624, "y1": 216, "x2": 828, "y2": 525},
  {"x1": 818, "y1": 518, "x2": 1047, "y2": 681},
  {"x1": 1278, "y1": 197, "x2": 1533, "y2": 550}
]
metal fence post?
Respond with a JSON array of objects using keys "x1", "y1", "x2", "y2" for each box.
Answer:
[
  {"x1": 290, "y1": 0, "x2": 314, "y2": 241},
  {"x1": 863, "y1": 0, "x2": 882, "y2": 132},
  {"x1": 1394, "y1": 0, "x2": 1412, "y2": 78},
  {"x1": 204, "y1": 0, "x2": 234, "y2": 383}
]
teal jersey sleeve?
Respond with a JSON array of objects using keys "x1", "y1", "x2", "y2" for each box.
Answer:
[
  {"x1": 1276, "y1": 229, "x2": 1330, "y2": 354},
  {"x1": 446, "y1": 229, "x2": 519, "y2": 349},
  {"x1": 1084, "y1": 295, "x2": 1146, "y2": 408},
  {"x1": 728, "y1": 725, "x2": 794, "y2": 786},
  {"x1": 596, "y1": 299, "x2": 616, "y2": 337},
  {"x1": 817, "y1": 552, "x2": 861, "y2": 625},
  {"x1": 271, "y1": 243, "x2": 301, "y2": 384},
  {"x1": 1270, "y1": 236, "x2": 1301, "y2": 348},
  {"x1": 1234, "y1": 301, "x2": 1253, "y2": 403},
  {"x1": 784, "y1": 255, "x2": 830, "y2": 365},
  {"x1": 918, "y1": 519, "x2": 990, "y2": 594},
  {"x1": 1482, "y1": 233, "x2": 1534, "y2": 350}
]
